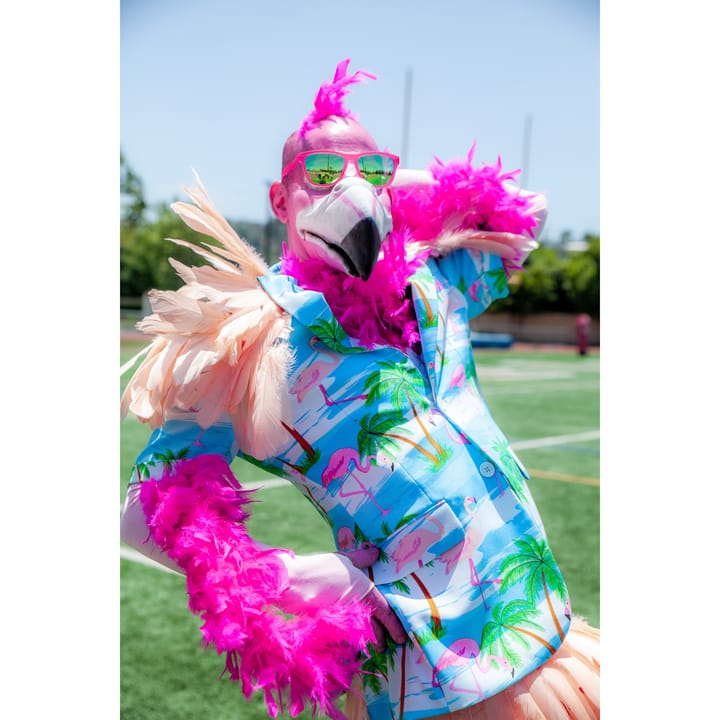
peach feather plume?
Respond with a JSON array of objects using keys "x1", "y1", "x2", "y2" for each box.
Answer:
[
  {"x1": 121, "y1": 171, "x2": 292, "y2": 460},
  {"x1": 458, "y1": 618, "x2": 600, "y2": 720}
]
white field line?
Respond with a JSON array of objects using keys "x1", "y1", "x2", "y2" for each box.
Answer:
[
  {"x1": 511, "y1": 429, "x2": 600, "y2": 450},
  {"x1": 483, "y1": 381, "x2": 598, "y2": 397},
  {"x1": 120, "y1": 430, "x2": 599, "y2": 573},
  {"x1": 477, "y1": 370, "x2": 573, "y2": 381},
  {"x1": 475, "y1": 364, "x2": 599, "y2": 382}
]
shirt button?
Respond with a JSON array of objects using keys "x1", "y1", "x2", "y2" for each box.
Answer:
[{"x1": 479, "y1": 461, "x2": 496, "y2": 477}]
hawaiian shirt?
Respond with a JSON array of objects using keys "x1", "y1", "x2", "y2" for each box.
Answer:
[{"x1": 131, "y1": 248, "x2": 571, "y2": 720}]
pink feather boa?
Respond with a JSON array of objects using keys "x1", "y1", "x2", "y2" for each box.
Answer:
[
  {"x1": 139, "y1": 455, "x2": 375, "y2": 719},
  {"x1": 281, "y1": 152, "x2": 539, "y2": 352},
  {"x1": 281, "y1": 228, "x2": 429, "y2": 353},
  {"x1": 391, "y1": 144, "x2": 540, "y2": 244}
]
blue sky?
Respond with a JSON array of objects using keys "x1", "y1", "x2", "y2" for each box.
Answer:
[{"x1": 121, "y1": 0, "x2": 599, "y2": 242}]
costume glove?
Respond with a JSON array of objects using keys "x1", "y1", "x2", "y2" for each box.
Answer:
[{"x1": 278, "y1": 543, "x2": 408, "y2": 652}]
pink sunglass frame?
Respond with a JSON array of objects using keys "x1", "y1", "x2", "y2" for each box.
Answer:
[{"x1": 281, "y1": 150, "x2": 401, "y2": 187}]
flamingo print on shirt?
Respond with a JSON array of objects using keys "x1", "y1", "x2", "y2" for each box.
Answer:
[
  {"x1": 432, "y1": 638, "x2": 510, "y2": 699},
  {"x1": 321, "y1": 447, "x2": 391, "y2": 516},
  {"x1": 437, "y1": 496, "x2": 486, "y2": 576},
  {"x1": 389, "y1": 515, "x2": 445, "y2": 573},
  {"x1": 289, "y1": 336, "x2": 339, "y2": 403}
]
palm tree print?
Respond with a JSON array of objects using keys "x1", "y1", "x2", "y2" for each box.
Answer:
[
  {"x1": 358, "y1": 411, "x2": 441, "y2": 466},
  {"x1": 307, "y1": 318, "x2": 364, "y2": 354},
  {"x1": 413, "y1": 619, "x2": 449, "y2": 647},
  {"x1": 410, "y1": 571, "x2": 443, "y2": 636},
  {"x1": 134, "y1": 446, "x2": 191, "y2": 481},
  {"x1": 280, "y1": 420, "x2": 321, "y2": 474},
  {"x1": 499, "y1": 536, "x2": 568, "y2": 642},
  {"x1": 410, "y1": 280, "x2": 436, "y2": 328},
  {"x1": 480, "y1": 598, "x2": 555, "y2": 664},
  {"x1": 361, "y1": 636, "x2": 416, "y2": 707},
  {"x1": 134, "y1": 461, "x2": 154, "y2": 482},
  {"x1": 391, "y1": 578, "x2": 411, "y2": 595},
  {"x1": 363, "y1": 362, "x2": 450, "y2": 469},
  {"x1": 464, "y1": 355, "x2": 479, "y2": 389},
  {"x1": 490, "y1": 438, "x2": 528, "y2": 504},
  {"x1": 457, "y1": 274, "x2": 467, "y2": 295},
  {"x1": 361, "y1": 636, "x2": 404, "y2": 694},
  {"x1": 487, "y1": 267, "x2": 508, "y2": 296}
]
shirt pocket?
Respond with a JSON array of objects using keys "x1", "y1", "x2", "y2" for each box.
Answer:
[{"x1": 372, "y1": 499, "x2": 466, "y2": 585}]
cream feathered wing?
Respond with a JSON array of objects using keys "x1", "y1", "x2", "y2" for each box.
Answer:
[{"x1": 120, "y1": 173, "x2": 292, "y2": 460}]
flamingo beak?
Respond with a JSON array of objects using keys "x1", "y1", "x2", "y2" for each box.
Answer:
[
  {"x1": 295, "y1": 177, "x2": 392, "y2": 281},
  {"x1": 335, "y1": 217, "x2": 382, "y2": 281}
]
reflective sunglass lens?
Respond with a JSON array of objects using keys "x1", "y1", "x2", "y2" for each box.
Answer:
[
  {"x1": 304, "y1": 153, "x2": 345, "y2": 185},
  {"x1": 357, "y1": 154, "x2": 396, "y2": 186}
]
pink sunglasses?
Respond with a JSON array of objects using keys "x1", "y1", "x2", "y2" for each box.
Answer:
[{"x1": 281, "y1": 150, "x2": 400, "y2": 188}]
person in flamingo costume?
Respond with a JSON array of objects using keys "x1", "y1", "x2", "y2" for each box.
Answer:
[{"x1": 121, "y1": 59, "x2": 600, "y2": 720}]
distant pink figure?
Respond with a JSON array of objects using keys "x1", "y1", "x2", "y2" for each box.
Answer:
[
  {"x1": 432, "y1": 638, "x2": 510, "y2": 698},
  {"x1": 437, "y1": 496, "x2": 486, "y2": 576},
  {"x1": 321, "y1": 447, "x2": 390, "y2": 516},
  {"x1": 289, "y1": 337, "x2": 339, "y2": 403},
  {"x1": 389, "y1": 516, "x2": 444, "y2": 573}
]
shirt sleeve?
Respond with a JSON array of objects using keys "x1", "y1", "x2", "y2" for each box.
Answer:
[
  {"x1": 120, "y1": 414, "x2": 238, "y2": 564},
  {"x1": 129, "y1": 416, "x2": 238, "y2": 485},
  {"x1": 435, "y1": 248, "x2": 510, "y2": 320}
]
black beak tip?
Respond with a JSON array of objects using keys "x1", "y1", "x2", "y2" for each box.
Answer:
[{"x1": 340, "y1": 217, "x2": 382, "y2": 282}]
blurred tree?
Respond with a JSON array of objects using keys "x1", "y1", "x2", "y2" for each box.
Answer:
[
  {"x1": 119, "y1": 154, "x2": 599, "y2": 315},
  {"x1": 562, "y1": 234, "x2": 600, "y2": 316},
  {"x1": 121, "y1": 204, "x2": 218, "y2": 298},
  {"x1": 492, "y1": 244, "x2": 569, "y2": 315},
  {"x1": 120, "y1": 153, "x2": 281, "y2": 300},
  {"x1": 120, "y1": 151, "x2": 147, "y2": 228},
  {"x1": 490, "y1": 232, "x2": 600, "y2": 316}
]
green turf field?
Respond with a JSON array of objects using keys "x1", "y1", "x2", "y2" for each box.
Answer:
[{"x1": 120, "y1": 341, "x2": 599, "y2": 720}]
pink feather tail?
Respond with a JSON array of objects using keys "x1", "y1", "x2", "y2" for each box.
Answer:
[{"x1": 139, "y1": 455, "x2": 375, "y2": 719}]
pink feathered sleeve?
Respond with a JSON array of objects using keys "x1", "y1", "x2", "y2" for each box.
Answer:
[
  {"x1": 390, "y1": 147, "x2": 545, "y2": 273},
  {"x1": 125, "y1": 454, "x2": 376, "y2": 719}
]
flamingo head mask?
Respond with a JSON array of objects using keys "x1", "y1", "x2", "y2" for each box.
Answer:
[{"x1": 269, "y1": 59, "x2": 396, "y2": 282}]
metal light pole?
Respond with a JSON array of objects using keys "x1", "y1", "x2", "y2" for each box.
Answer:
[
  {"x1": 401, "y1": 68, "x2": 412, "y2": 166},
  {"x1": 521, "y1": 114, "x2": 532, "y2": 188}
]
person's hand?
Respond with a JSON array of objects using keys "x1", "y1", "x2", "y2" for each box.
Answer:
[
  {"x1": 339, "y1": 541, "x2": 379, "y2": 569},
  {"x1": 362, "y1": 585, "x2": 408, "y2": 652},
  {"x1": 339, "y1": 542, "x2": 408, "y2": 652},
  {"x1": 277, "y1": 545, "x2": 408, "y2": 652}
]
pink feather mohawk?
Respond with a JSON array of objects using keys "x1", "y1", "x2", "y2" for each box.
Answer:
[
  {"x1": 139, "y1": 455, "x2": 376, "y2": 720},
  {"x1": 297, "y1": 58, "x2": 376, "y2": 138}
]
